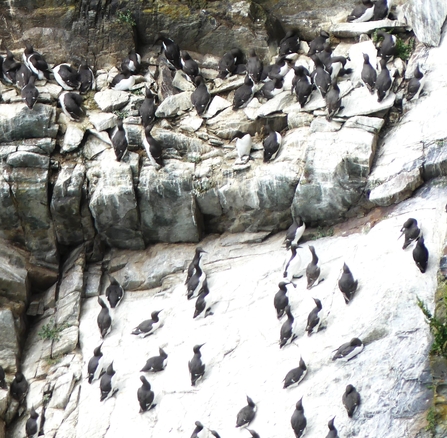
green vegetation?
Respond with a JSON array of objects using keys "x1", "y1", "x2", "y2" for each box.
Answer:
[
  {"x1": 38, "y1": 322, "x2": 68, "y2": 342},
  {"x1": 117, "y1": 10, "x2": 136, "y2": 27},
  {"x1": 395, "y1": 37, "x2": 414, "y2": 61},
  {"x1": 426, "y1": 406, "x2": 438, "y2": 435},
  {"x1": 113, "y1": 110, "x2": 129, "y2": 119},
  {"x1": 309, "y1": 226, "x2": 334, "y2": 240}
]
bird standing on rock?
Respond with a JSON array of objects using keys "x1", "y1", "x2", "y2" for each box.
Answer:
[
  {"x1": 99, "y1": 362, "x2": 118, "y2": 402},
  {"x1": 185, "y1": 247, "x2": 207, "y2": 285},
  {"x1": 194, "y1": 282, "x2": 213, "y2": 318},
  {"x1": 342, "y1": 384, "x2": 361, "y2": 418},
  {"x1": 131, "y1": 310, "x2": 163, "y2": 338},
  {"x1": 78, "y1": 61, "x2": 96, "y2": 93},
  {"x1": 105, "y1": 274, "x2": 124, "y2": 308},
  {"x1": 111, "y1": 65, "x2": 135, "y2": 91},
  {"x1": 290, "y1": 398, "x2": 307, "y2": 438},
  {"x1": 233, "y1": 75, "x2": 255, "y2": 110},
  {"x1": 274, "y1": 281, "x2": 294, "y2": 319},
  {"x1": 191, "y1": 75, "x2": 211, "y2": 116},
  {"x1": 87, "y1": 344, "x2": 104, "y2": 384},
  {"x1": 10, "y1": 372, "x2": 28, "y2": 402},
  {"x1": 361, "y1": 53, "x2": 377, "y2": 93},
  {"x1": 347, "y1": 0, "x2": 375, "y2": 22},
  {"x1": 306, "y1": 245, "x2": 322, "y2": 289},
  {"x1": 312, "y1": 55, "x2": 332, "y2": 98},
  {"x1": 25, "y1": 407, "x2": 39, "y2": 438},
  {"x1": 141, "y1": 347, "x2": 168, "y2": 372},
  {"x1": 236, "y1": 396, "x2": 257, "y2": 428},
  {"x1": 137, "y1": 375, "x2": 156, "y2": 412},
  {"x1": 406, "y1": 64, "x2": 425, "y2": 101},
  {"x1": 283, "y1": 244, "x2": 302, "y2": 280},
  {"x1": 306, "y1": 298, "x2": 323, "y2": 336},
  {"x1": 377, "y1": 30, "x2": 397, "y2": 60},
  {"x1": 23, "y1": 43, "x2": 50, "y2": 80},
  {"x1": 181, "y1": 51, "x2": 199, "y2": 81},
  {"x1": 217, "y1": 48, "x2": 244, "y2": 79},
  {"x1": 280, "y1": 305, "x2": 298, "y2": 348},
  {"x1": 279, "y1": 30, "x2": 300, "y2": 57},
  {"x1": 111, "y1": 119, "x2": 128, "y2": 162},
  {"x1": 53, "y1": 63, "x2": 80, "y2": 90},
  {"x1": 21, "y1": 75, "x2": 39, "y2": 109},
  {"x1": 292, "y1": 65, "x2": 313, "y2": 108},
  {"x1": 413, "y1": 235, "x2": 429, "y2": 273},
  {"x1": 233, "y1": 132, "x2": 253, "y2": 165},
  {"x1": 283, "y1": 357, "x2": 308, "y2": 389},
  {"x1": 97, "y1": 297, "x2": 112, "y2": 338},
  {"x1": 142, "y1": 126, "x2": 164, "y2": 168},
  {"x1": 139, "y1": 87, "x2": 158, "y2": 127},
  {"x1": 338, "y1": 263, "x2": 358, "y2": 304},
  {"x1": 59, "y1": 92, "x2": 84, "y2": 121},
  {"x1": 156, "y1": 35, "x2": 182, "y2": 70},
  {"x1": 376, "y1": 58, "x2": 392, "y2": 103},
  {"x1": 188, "y1": 344, "x2": 206, "y2": 386},
  {"x1": 263, "y1": 125, "x2": 282, "y2": 162},
  {"x1": 332, "y1": 338, "x2": 364, "y2": 361},
  {"x1": 187, "y1": 258, "x2": 207, "y2": 300},
  {"x1": 399, "y1": 218, "x2": 421, "y2": 249},
  {"x1": 308, "y1": 30, "x2": 330, "y2": 56},
  {"x1": 285, "y1": 216, "x2": 306, "y2": 249},
  {"x1": 246, "y1": 48, "x2": 263, "y2": 83},
  {"x1": 325, "y1": 79, "x2": 342, "y2": 121},
  {"x1": 325, "y1": 417, "x2": 339, "y2": 438},
  {"x1": 190, "y1": 421, "x2": 206, "y2": 438},
  {"x1": 121, "y1": 48, "x2": 141, "y2": 73}
]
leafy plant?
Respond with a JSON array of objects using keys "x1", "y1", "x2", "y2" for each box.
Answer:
[
  {"x1": 417, "y1": 296, "x2": 447, "y2": 357},
  {"x1": 426, "y1": 406, "x2": 438, "y2": 436},
  {"x1": 38, "y1": 322, "x2": 68, "y2": 342},
  {"x1": 395, "y1": 37, "x2": 414, "y2": 61},
  {"x1": 117, "y1": 10, "x2": 136, "y2": 27}
]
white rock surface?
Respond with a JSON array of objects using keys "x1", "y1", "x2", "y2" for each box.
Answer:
[
  {"x1": 155, "y1": 92, "x2": 193, "y2": 118},
  {"x1": 94, "y1": 90, "x2": 130, "y2": 112}
]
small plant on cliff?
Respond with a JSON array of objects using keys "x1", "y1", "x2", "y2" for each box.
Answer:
[
  {"x1": 117, "y1": 10, "x2": 136, "y2": 27},
  {"x1": 426, "y1": 406, "x2": 438, "y2": 436},
  {"x1": 38, "y1": 322, "x2": 68, "y2": 342},
  {"x1": 395, "y1": 37, "x2": 414, "y2": 61}
]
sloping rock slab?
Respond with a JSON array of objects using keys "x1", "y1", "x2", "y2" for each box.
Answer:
[{"x1": 331, "y1": 19, "x2": 408, "y2": 39}]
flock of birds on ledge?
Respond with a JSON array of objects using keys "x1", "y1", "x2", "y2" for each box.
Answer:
[
  {"x1": 0, "y1": 210, "x2": 429, "y2": 437},
  {"x1": 0, "y1": 0, "x2": 425, "y2": 170}
]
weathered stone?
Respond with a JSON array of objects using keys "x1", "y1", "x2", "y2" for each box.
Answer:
[
  {"x1": 83, "y1": 263, "x2": 102, "y2": 298},
  {"x1": 62, "y1": 123, "x2": 87, "y2": 153},
  {"x1": 344, "y1": 116, "x2": 385, "y2": 134},
  {"x1": 0, "y1": 391, "x2": 8, "y2": 417},
  {"x1": 287, "y1": 111, "x2": 314, "y2": 129},
  {"x1": 424, "y1": 140, "x2": 447, "y2": 180},
  {"x1": 51, "y1": 326, "x2": 78, "y2": 358},
  {"x1": 0, "y1": 180, "x2": 23, "y2": 244},
  {"x1": 82, "y1": 134, "x2": 111, "y2": 160},
  {"x1": 152, "y1": 128, "x2": 213, "y2": 157},
  {"x1": 337, "y1": 88, "x2": 395, "y2": 118},
  {"x1": 155, "y1": 91, "x2": 193, "y2": 118},
  {"x1": 0, "y1": 242, "x2": 28, "y2": 303},
  {"x1": 330, "y1": 19, "x2": 408, "y2": 39},
  {"x1": 6, "y1": 151, "x2": 50, "y2": 169},
  {"x1": 310, "y1": 117, "x2": 343, "y2": 133},
  {"x1": 36, "y1": 82, "x2": 63, "y2": 100},
  {"x1": 253, "y1": 92, "x2": 295, "y2": 119},
  {"x1": 172, "y1": 70, "x2": 195, "y2": 92},
  {"x1": 0, "y1": 309, "x2": 19, "y2": 372},
  {"x1": 179, "y1": 114, "x2": 203, "y2": 133},
  {"x1": 88, "y1": 112, "x2": 118, "y2": 132},
  {"x1": 202, "y1": 95, "x2": 232, "y2": 119},
  {"x1": 48, "y1": 371, "x2": 76, "y2": 409},
  {"x1": 211, "y1": 76, "x2": 245, "y2": 95},
  {"x1": 17, "y1": 138, "x2": 56, "y2": 155},
  {"x1": 94, "y1": 89, "x2": 130, "y2": 112}
]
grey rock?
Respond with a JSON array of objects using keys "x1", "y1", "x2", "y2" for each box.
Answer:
[
  {"x1": 0, "y1": 309, "x2": 20, "y2": 372},
  {"x1": 82, "y1": 134, "x2": 111, "y2": 160},
  {"x1": 337, "y1": 88, "x2": 396, "y2": 118},
  {"x1": 62, "y1": 124, "x2": 87, "y2": 153},
  {"x1": 172, "y1": 70, "x2": 195, "y2": 92},
  {"x1": 0, "y1": 243, "x2": 28, "y2": 303},
  {"x1": 310, "y1": 117, "x2": 343, "y2": 133},
  {"x1": 179, "y1": 114, "x2": 203, "y2": 133},
  {"x1": 83, "y1": 263, "x2": 102, "y2": 298},
  {"x1": 155, "y1": 91, "x2": 193, "y2": 118},
  {"x1": 287, "y1": 111, "x2": 314, "y2": 129},
  {"x1": 17, "y1": 138, "x2": 56, "y2": 155},
  {"x1": 88, "y1": 112, "x2": 118, "y2": 131},
  {"x1": 94, "y1": 89, "x2": 130, "y2": 112},
  {"x1": 344, "y1": 116, "x2": 385, "y2": 134},
  {"x1": 0, "y1": 179, "x2": 24, "y2": 245},
  {"x1": 330, "y1": 19, "x2": 408, "y2": 39},
  {"x1": 202, "y1": 95, "x2": 232, "y2": 119},
  {"x1": 6, "y1": 152, "x2": 50, "y2": 169},
  {"x1": 424, "y1": 140, "x2": 447, "y2": 180},
  {"x1": 253, "y1": 92, "x2": 295, "y2": 119},
  {"x1": 51, "y1": 325, "x2": 78, "y2": 358},
  {"x1": 211, "y1": 76, "x2": 245, "y2": 95},
  {"x1": 48, "y1": 371, "x2": 76, "y2": 409}
]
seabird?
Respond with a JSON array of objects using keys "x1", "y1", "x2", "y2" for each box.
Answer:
[
  {"x1": 217, "y1": 48, "x2": 244, "y2": 79},
  {"x1": 194, "y1": 282, "x2": 213, "y2": 318},
  {"x1": 342, "y1": 384, "x2": 361, "y2": 418},
  {"x1": 332, "y1": 338, "x2": 364, "y2": 361},
  {"x1": 59, "y1": 91, "x2": 84, "y2": 121},
  {"x1": 99, "y1": 362, "x2": 118, "y2": 402},
  {"x1": 306, "y1": 298, "x2": 322, "y2": 336},
  {"x1": 413, "y1": 235, "x2": 429, "y2": 273},
  {"x1": 338, "y1": 263, "x2": 358, "y2": 304},
  {"x1": 399, "y1": 218, "x2": 421, "y2": 249},
  {"x1": 185, "y1": 247, "x2": 207, "y2": 285},
  {"x1": 306, "y1": 246, "x2": 322, "y2": 289},
  {"x1": 292, "y1": 65, "x2": 313, "y2": 108},
  {"x1": 247, "y1": 429, "x2": 261, "y2": 438},
  {"x1": 25, "y1": 407, "x2": 39, "y2": 438},
  {"x1": 233, "y1": 131, "x2": 253, "y2": 165},
  {"x1": 285, "y1": 216, "x2": 306, "y2": 249},
  {"x1": 210, "y1": 430, "x2": 222, "y2": 438},
  {"x1": 263, "y1": 125, "x2": 282, "y2": 162},
  {"x1": 191, "y1": 75, "x2": 211, "y2": 116},
  {"x1": 190, "y1": 421, "x2": 206, "y2": 438},
  {"x1": 246, "y1": 49, "x2": 263, "y2": 83},
  {"x1": 267, "y1": 55, "x2": 292, "y2": 80},
  {"x1": 53, "y1": 63, "x2": 80, "y2": 90},
  {"x1": 187, "y1": 258, "x2": 207, "y2": 300},
  {"x1": 21, "y1": 75, "x2": 39, "y2": 109},
  {"x1": 290, "y1": 398, "x2": 307, "y2": 438},
  {"x1": 325, "y1": 79, "x2": 342, "y2": 121},
  {"x1": 308, "y1": 30, "x2": 330, "y2": 56},
  {"x1": 2, "y1": 50, "x2": 21, "y2": 84},
  {"x1": 142, "y1": 126, "x2": 164, "y2": 168},
  {"x1": 283, "y1": 357, "x2": 307, "y2": 389},
  {"x1": 111, "y1": 119, "x2": 128, "y2": 162},
  {"x1": 406, "y1": 64, "x2": 425, "y2": 101},
  {"x1": 325, "y1": 417, "x2": 339, "y2": 438},
  {"x1": 87, "y1": 343, "x2": 105, "y2": 384},
  {"x1": 376, "y1": 58, "x2": 392, "y2": 102},
  {"x1": 361, "y1": 53, "x2": 377, "y2": 93},
  {"x1": 15, "y1": 63, "x2": 32, "y2": 89},
  {"x1": 0, "y1": 365, "x2": 7, "y2": 390},
  {"x1": 317, "y1": 43, "x2": 333, "y2": 73},
  {"x1": 111, "y1": 66, "x2": 136, "y2": 91},
  {"x1": 188, "y1": 344, "x2": 206, "y2": 386},
  {"x1": 312, "y1": 55, "x2": 331, "y2": 97},
  {"x1": 279, "y1": 30, "x2": 300, "y2": 57},
  {"x1": 236, "y1": 396, "x2": 257, "y2": 428},
  {"x1": 141, "y1": 347, "x2": 168, "y2": 372},
  {"x1": 372, "y1": 0, "x2": 390, "y2": 20},
  {"x1": 10, "y1": 372, "x2": 29, "y2": 402},
  {"x1": 283, "y1": 244, "x2": 302, "y2": 280},
  {"x1": 280, "y1": 305, "x2": 298, "y2": 348},
  {"x1": 258, "y1": 77, "x2": 284, "y2": 99},
  {"x1": 377, "y1": 30, "x2": 397, "y2": 60},
  {"x1": 274, "y1": 281, "x2": 294, "y2": 319},
  {"x1": 105, "y1": 274, "x2": 124, "y2": 308},
  {"x1": 137, "y1": 376, "x2": 156, "y2": 412},
  {"x1": 139, "y1": 87, "x2": 158, "y2": 127},
  {"x1": 131, "y1": 310, "x2": 163, "y2": 338},
  {"x1": 347, "y1": 0, "x2": 375, "y2": 22},
  {"x1": 121, "y1": 48, "x2": 141, "y2": 73},
  {"x1": 233, "y1": 75, "x2": 255, "y2": 110},
  {"x1": 181, "y1": 51, "x2": 199, "y2": 81},
  {"x1": 97, "y1": 297, "x2": 112, "y2": 338},
  {"x1": 330, "y1": 55, "x2": 353, "y2": 80},
  {"x1": 78, "y1": 62, "x2": 96, "y2": 93},
  {"x1": 23, "y1": 43, "x2": 50, "y2": 80},
  {"x1": 156, "y1": 36, "x2": 182, "y2": 70}
]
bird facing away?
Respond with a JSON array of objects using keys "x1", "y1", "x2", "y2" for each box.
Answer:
[
  {"x1": 217, "y1": 48, "x2": 244, "y2": 79},
  {"x1": 338, "y1": 263, "x2": 358, "y2": 304},
  {"x1": 342, "y1": 384, "x2": 361, "y2": 417},
  {"x1": 111, "y1": 119, "x2": 128, "y2": 162},
  {"x1": 53, "y1": 63, "x2": 80, "y2": 90},
  {"x1": 279, "y1": 30, "x2": 300, "y2": 56},
  {"x1": 143, "y1": 126, "x2": 164, "y2": 168},
  {"x1": 247, "y1": 48, "x2": 263, "y2": 83},
  {"x1": 23, "y1": 43, "x2": 50, "y2": 80},
  {"x1": 190, "y1": 421, "x2": 205, "y2": 438},
  {"x1": 308, "y1": 30, "x2": 330, "y2": 56},
  {"x1": 283, "y1": 357, "x2": 308, "y2": 389},
  {"x1": 131, "y1": 310, "x2": 163, "y2": 338},
  {"x1": 283, "y1": 244, "x2": 302, "y2": 280},
  {"x1": 139, "y1": 86, "x2": 158, "y2": 127},
  {"x1": 181, "y1": 51, "x2": 199, "y2": 80},
  {"x1": 122, "y1": 48, "x2": 141, "y2": 73},
  {"x1": 156, "y1": 36, "x2": 182, "y2": 70},
  {"x1": 399, "y1": 218, "x2": 421, "y2": 249},
  {"x1": 292, "y1": 65, "x2": 313, "y2": 108},
  {"x1": 347, "y1": 0, "x2": 375, "y2": 23},
  {"x1": 373, "y1": 0, "x2": 390, "y2": 20},
  {"x1": 263, "y1": 125, "x2": 282, "y2": 162},
  {"x1": 59, "y1": 92, "x2": 84, "y2": 121},
  {"x1": 99, "y1": 362, "x2": 118, "y2": 402},
  {"x1": 10, "y1": 372, "x2": 29, "y2": 402},
  {"x1": 325, "y1": 79, "x2": 342, "y2": 121},
  {"x1": 325, "y1": 417, "x2": 339, "y2": 438},
  {"x1": 285, "y1": 217, "x2": 306, "y2": 249},
  {"x1": 137, "y1": 375, "x2": 156, "y2": 413},
  {"x1": 361, "y1": 53, "x2": 377, "y2": 93},
  {"x1": 141, "y1": 347, "x2": 168, "y2": 372},
  {"x1": 97, "y1": 297, "x2": 112, "y2": 338},
  {"x1": 105, "y1": 274, "x2": 124, "y2": 308},
  {"x1": 306, "y1": 297, "x2": 323, "y2": 336},
  {"x1": 291, "y1": 398, "x2": 307, "y2": 438},
  {"x1": 413, "y1": 235, "x2": 429, "y2": 273},
  {"x1": 236, "y1": 396, "x2": 257, "y2": 427},
  {"x1": 376, "y1": 58, "x2": 392, "y2": 103},
  {"x1": 233, "y1": 75, "x2": 255, "y2": 110},
  {"x1": 78, "y1": 62, "x2": 96, "y2": 93},
  {"x1": 194, "y1": 283, "x2": 212, "y2": 319},
  {"x1": 2, "y1": 50, "x2": 21, "y2": 84},
  {"x1": 280, "y1": 305, "x2": 298, "y2": 348},
  {"x1": 306, "y1": 245, "x2": 322, "y2": 289},
  {"x1": 25, "y1": 406, "x2": 39, "y2": 438},
  {"x1": 332, "y1": 338, "x2": 364, "y2": 361},
  {"x1": 377, "y1": 30, "x2": 397, "y2": 60},
  {"x1": 0, "y1": 365, "x2": 7, "y2": 390},
  {"x1": 274, "y1": 281, "x2": 294, "y2": 319},
  {"x1": 191, "y1": 75, "x2": 211, "y2": 116},
  {"x1": 188, "y1": 344, "x2": 206, "y2": 386},
  {"x1": 87, "y1": 343, "x2": 104, "y2": 384},
  {"x1": 406, "y1": 64, "x2": 424, "y2": 101}
]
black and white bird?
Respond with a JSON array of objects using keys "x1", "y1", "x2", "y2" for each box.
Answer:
[
  {"x1": 97, "y1": 297, "x2": 112, "y2": 338},
  {"x1": 190, "y1": 421, "x2": 206, "y2": 438},
  {"x1": 21, "y1": 75, "x2": 39, "y2": 109},
  {"x1": 283, "y1": 357, "x2": 307, "y2": 389},
  {"x1": 291, "y1": 398, "x2": 307, "y2": 438},
  {"x1": 372, "y1": 0, "x2": 390, "y2": 20},
  {"x1": 274, "y1": 281, "x2": 294, "y2": 319},
  {"x1": 111, "y1": 66, "x2": 136, "y2": 91},
  {"x1": 312, "y1": 55, "x2": 332, "y2": 98},
  {"x1": 377, "y1": 30, "x2": 397, "y2": 60},
  {"x1": 332, "y1": 338, "x2": 364, "y2": 361},
  {"x1": 185, "y1": 247, "x2": 207, "y2": 285},
  {"x1": 156, "y1": 36, "x2": 182, "y2": 70},
  {"x1": 181, "y1": 51, "x2": 199, "y2": 81},
  {"x1": 247, "y1": 430, "x2": 261, "y2": 438},
  {"x1": 267, "y1": 55, "x2": 292, "y2": 80},
  {"x1": 59, "y1": 92, "x2": 84, "y2": 121},
  {"x1": 263, "y1": 125, "x2": 282, "y2": 162},
  {"x1": 0, "y1": 365, "x2": 7, "y2": 390},
  {"x1": 361, "y1": 53, "x2": 377, "y2": 93},
  {"x1": 25, "y1": 407, "x2": 39, "y2": 438},
  {"x1": 258, "y1": 77, "x2": 284, "y2": 100},
  {"x1": 2, "y1": 50, "x2": 21, "y2": 84},
  {"x1": 306, "y1": 246, "x2": 322, "y2": 289},
  {"x1": 308, "y1": 30, "x2": 330, "y2": 56},
  {"x1": 191, "y1": 75, "x2": 211, "y2": 116},
  {"x1": 53, "y1": 63, "x2": 80, "y2": 90},
  {"x1": 325, "y1": 79, "x2": 341, "y2": 121},
  {"x1": 187, "y1": 258, "x2": 207, "y2": 300},
  {"x1": 139, "y1": 87, "x2": 158, "y2": 127},
  {"x1": 23, "y1": 43, "x2": 50, "y2": 80},
  {"x1": 194, "y1": 283, "x2": 213, "y2": 319},
  {"x1": 406, "y1": 64, "x2": 425, "y2": 101},
  {"x1": 292, "y1": 65, "x2": 313, "y2": 108},
  {"x1": 280, "y1": 305, "x2": 298, "y2": 348},
  {"x1": 233, "y1": 131, "x2": 253, "y2": 165},
  {"x1": 246, "y1": 49, "x2": 263, "y2": 83},
  {"x1": 279, "y1": 30, "x2": 300, "y2": 57},
  {"x1": 325, "y1": 417, "x2": 339, "y2": 438},
  {"x1": 399, "y1": 218, "x2": 421, "y2": 249},
  {"x1": 306, "y1": 298, "x2": 323, "y2": 336},
  {"x1": 121, "y1": 49, "x2": 141, "y2": 73},
  {"x1": 111, "y1": 119, "x2": 128, "y2": 162},
  {"x1": 141, "y1": 347, "x2": 168, "y2": 372},
  {"x1": 338, "y1": 263, "x2": 358, "y2": 304},
  {"x1": 15, "y1": 63, "x2": 33, "y2": 89},
  {"x1": 413, "y1": 235, "x2": 429, "y2": 273},
  {"x1": 376, "y1": 58, "x2": 392, "y2": 103},
  {"x1": 188, "y1": 344, "x2": 206, "y2": 386},
  {"x1": 217, "y1": 48, "x2": 244, "y2": 79},
  {"x1": 131, "y1": 310, "x2": 163, "y2": 338},
  {"x1": 78, "y1": 62, "x2": 96, "y2": 93},
  {"x1": 10, "y1": 372, "x2": 29, "y2": 402},
  {"x1": 210, "y1": 430, "x2": 222, "y2": 438},
  {"x1": 236, "y1": 396, "x2": 257, "y2": 428},
  {"x1": 283, "y1": 244, "x2": 302, "y2": 280},
  {"x1": 233, "y1": 75, "x2": 255, "y2": 110},
  {"x1": 347, "y1": 0, "x2": 375, "y2": 22},
  {"x1": 142, "y1": 126, "x2": 163, "y2": 168},
  {"x1": 285, "y1": 217, "x2": 306, "y2": 249},
  {"x1": 137, "y1": 376, "x2": 156, "y2": 412},
  {"x1": 87, "y1": 344, "x2": 105, "y2": 384},
  {"x1": 105, "y1": 274, "x2": 124, "y2": 308},
  {"x1": 99, "y1": 362, "x2": 118, "y2": 402},
  {"x1": 342, "y1": 384, "x2": 361, "y2": 418}
]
